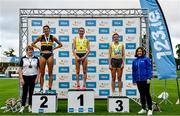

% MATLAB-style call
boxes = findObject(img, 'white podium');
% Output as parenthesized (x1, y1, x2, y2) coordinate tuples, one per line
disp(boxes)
(68, 89, 94, 113)
(32, 93, 57, 113)
(108, 96, 129, 113)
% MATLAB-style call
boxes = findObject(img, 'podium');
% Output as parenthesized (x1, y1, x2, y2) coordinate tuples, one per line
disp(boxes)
(108, 96, 129, 113)
(32, 93, 58, 113)
(68, 89, 94, 113)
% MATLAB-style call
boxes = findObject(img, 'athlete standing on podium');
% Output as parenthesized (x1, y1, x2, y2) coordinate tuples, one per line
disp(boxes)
(72, 27, 90, 89)
(109, 33, 125, 96)
(31, 25, 63, 93)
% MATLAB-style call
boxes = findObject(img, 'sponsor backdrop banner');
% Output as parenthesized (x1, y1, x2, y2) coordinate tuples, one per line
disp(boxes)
(28, 18, 140, 98)
(139, 0, 177, 79)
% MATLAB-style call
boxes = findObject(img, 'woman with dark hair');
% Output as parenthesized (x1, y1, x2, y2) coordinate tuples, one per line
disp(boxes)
(109, 33, 125, 96)
(19, 45, 40, 113)
(31, 25, 62, 93)
(132, 47, 153, 115)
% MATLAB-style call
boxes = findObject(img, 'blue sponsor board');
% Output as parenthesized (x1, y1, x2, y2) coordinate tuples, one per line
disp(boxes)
(86, 82, 96, 88)
(99, 59, 109, 65)
(58, 51, 69, 57)
(99, 28, 110, 34)
(88, 108, 93, 112)
(45, 90, 56, 94)
(45, 74, 56, 80)
(72, 59, 75, 65)
(72, 74, 83, 80)
(85, 20, 96, 26)
(35, 83, 40, 88)
(99, 43, 109, 49)
(126, 89, 137, 96)
(99, 74, 110, 80)
(126, 58, 134, 65)
(119, 35, 123, 42)
(72, 28, 79, 34)
(33, 51, 40, 57)
(126, 74, 132, 80)
(85, 35, 96, 42)
(115, 82, 123, 88)
(54, 59, 56, 65)
(38, 109, 44, 113)
(78, 108, 84, 112)
(126, 43, 136, 49)
(53, 43, 56, 48)
(99, 89, 110, 96)
(50, 28, 56, 34)
(31, 20, 42, 26)
(87, 66, 96, 73)
(88, 51, 96, 57)
(59, 82, 70, 88)
(112, 20, 123, 26)
(115, 82, 118, 88)
(58, 36, 69, 42)
(32, 35, 38, 41)
(72, 59, 82, 65)
(68, 108, 74, 112)
(59, 67, 69, 73)
(125, 27, 136, 34)
(59, 20, 69, 26)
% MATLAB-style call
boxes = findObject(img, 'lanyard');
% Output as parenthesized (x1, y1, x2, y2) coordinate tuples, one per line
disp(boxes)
(45, 35, 50, 45)
(28, 57, 33, 68)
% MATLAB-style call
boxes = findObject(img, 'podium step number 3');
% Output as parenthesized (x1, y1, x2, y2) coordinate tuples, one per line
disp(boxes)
(108, 96, 129, 113)
(32, 94, 57, 113)
(68, 89, 94, 113)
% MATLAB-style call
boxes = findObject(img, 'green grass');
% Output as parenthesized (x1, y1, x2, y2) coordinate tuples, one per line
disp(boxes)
(0, 75, 180, 115)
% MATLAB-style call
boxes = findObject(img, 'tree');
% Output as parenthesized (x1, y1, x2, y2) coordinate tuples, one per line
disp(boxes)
(3, 48, 16, 57)
(176, 44, 180, 58)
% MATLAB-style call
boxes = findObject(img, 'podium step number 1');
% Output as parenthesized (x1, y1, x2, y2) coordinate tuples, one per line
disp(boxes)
(68, 89, 94, 113)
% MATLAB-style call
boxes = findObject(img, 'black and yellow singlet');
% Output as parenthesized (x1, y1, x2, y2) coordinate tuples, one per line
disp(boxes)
(40, 35, 53, 52)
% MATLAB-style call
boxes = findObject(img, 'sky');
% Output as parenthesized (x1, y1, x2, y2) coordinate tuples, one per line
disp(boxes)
(0, 0, 180, 57)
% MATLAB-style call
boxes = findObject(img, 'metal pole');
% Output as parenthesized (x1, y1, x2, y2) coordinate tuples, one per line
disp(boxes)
(159, 79, 173, 104)
(176, 76, 180, 104)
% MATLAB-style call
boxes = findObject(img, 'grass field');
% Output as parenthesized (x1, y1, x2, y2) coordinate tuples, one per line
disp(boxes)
(0, 76, 180, 115)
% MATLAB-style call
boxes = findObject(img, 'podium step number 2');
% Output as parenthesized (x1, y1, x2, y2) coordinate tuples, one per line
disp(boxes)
(32, 94, 57, 113)
(68, 89, 94, 113)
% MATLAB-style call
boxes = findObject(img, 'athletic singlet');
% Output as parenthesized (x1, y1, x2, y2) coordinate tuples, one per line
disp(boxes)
(40, 35, 53, 51)
(111, 42, 123, 59)
(75, 37, 88, 53)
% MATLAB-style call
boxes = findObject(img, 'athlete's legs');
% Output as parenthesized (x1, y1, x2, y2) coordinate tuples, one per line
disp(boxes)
(117, 68, 123, 93)
(111, 68, 117, 93)
(47, 56, 54, 89)
(82, 58, 88, 87)
(75, 58, 81, 87)
(39, 56, 46, 89)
